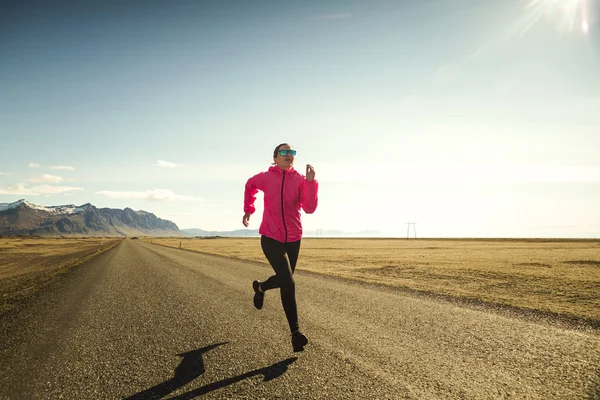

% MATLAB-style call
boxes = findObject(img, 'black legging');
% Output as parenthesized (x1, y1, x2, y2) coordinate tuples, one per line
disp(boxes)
(259, 235, 301, 333)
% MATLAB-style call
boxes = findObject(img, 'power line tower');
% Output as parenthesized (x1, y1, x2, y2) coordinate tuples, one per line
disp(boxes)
(406, 222, 417, 239)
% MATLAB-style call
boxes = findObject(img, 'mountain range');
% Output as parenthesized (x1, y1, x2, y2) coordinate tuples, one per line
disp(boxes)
(180, 228, 260, 237)
(180, 228, 382, 238)
(0, 199, 180, 237)
(0, 199, 382, 238)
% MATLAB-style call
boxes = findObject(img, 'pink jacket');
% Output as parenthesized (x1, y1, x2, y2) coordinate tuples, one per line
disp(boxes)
(244, 166, 319, 243)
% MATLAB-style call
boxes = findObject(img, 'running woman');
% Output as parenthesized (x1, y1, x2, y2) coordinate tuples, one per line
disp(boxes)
(242, 143, 318, 352)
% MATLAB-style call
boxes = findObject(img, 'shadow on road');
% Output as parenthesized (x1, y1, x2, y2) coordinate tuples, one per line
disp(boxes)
(124, 342, 226, 400)
(167, 356, 298, 399)
(124, 343, 297, 400)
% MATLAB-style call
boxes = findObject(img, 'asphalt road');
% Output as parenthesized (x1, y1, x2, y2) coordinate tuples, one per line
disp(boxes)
(1, 239, 599, 399)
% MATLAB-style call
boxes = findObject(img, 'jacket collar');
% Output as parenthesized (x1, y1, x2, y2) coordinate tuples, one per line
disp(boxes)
(269, 165, 296, 175)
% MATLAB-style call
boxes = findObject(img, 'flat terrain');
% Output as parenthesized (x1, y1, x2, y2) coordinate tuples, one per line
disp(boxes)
(1, 239, 599, 399)
(145, 237, 600, 325)
(0, 237, 121, 314)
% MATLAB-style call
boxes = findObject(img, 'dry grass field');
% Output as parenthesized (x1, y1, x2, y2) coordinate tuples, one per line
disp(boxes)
(145, 237, 600, 325)
(1, 236, 598, 326)
(0, 237, 121, 313)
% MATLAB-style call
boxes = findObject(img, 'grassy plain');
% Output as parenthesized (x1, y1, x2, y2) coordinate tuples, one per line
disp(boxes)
(0, 237, 120, 313)
(146, 237, 600, 324)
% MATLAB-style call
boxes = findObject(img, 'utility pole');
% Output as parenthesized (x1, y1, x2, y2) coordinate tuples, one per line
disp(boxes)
(406, 222, 417, 239)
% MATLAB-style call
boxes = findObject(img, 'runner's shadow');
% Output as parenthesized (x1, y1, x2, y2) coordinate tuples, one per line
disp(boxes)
(124, 342, 226, 400)
(167, 356, 298, 399)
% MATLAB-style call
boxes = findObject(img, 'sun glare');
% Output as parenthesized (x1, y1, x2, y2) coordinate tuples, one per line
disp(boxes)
(515, 0, 594, 36)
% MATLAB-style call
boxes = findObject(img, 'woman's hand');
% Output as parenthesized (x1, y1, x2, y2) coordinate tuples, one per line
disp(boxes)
(306, 164, 315, 181)
(242, 212, 251, 227)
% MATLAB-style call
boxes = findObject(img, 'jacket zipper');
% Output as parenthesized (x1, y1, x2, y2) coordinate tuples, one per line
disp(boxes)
(281, 170, 287, 242)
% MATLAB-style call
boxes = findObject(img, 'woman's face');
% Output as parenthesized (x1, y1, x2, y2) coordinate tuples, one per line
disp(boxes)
(274, 144, 295, 170)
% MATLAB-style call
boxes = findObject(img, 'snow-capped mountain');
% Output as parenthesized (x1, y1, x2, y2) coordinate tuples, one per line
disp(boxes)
(0, 199, 85, 215)
(0, 199, 181, 237)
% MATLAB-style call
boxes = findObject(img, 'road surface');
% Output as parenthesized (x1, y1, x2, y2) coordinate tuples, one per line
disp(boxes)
(1, 239, 599, 399)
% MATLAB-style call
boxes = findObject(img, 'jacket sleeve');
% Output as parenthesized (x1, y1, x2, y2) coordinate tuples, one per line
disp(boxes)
(244, 172, 264, 214)
(300, 178, 319, 214)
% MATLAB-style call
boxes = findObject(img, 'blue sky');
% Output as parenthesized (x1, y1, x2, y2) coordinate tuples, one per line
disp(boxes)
(1, 0, 599, 238)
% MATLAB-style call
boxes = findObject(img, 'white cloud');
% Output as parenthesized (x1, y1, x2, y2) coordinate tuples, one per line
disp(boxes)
(312, 13, 352, 20)
(29, 163, 40, 168)
(96, 189, 202, 202)
(28, 174, 63, 183)
(155, 160, 179, 168)
(50, 165, 75, 171)
(33, 185, 83, 194)
(0, 183, 83, 195)
(0, 184, 38, 195)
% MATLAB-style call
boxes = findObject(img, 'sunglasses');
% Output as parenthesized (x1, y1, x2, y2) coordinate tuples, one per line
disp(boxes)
(278, 149, 297, 156)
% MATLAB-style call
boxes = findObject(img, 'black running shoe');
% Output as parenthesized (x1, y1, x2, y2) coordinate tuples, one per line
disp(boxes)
(252, 280, 264, 310)
(291, 330, 308, 352)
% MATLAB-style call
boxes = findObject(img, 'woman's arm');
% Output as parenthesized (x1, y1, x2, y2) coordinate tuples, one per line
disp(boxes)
(300, 165, 318, 214)
(243, 172, 265, 224)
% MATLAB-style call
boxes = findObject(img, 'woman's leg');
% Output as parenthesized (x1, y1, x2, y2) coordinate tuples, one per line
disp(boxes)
(260, 238, 301, 289)
(285, 240, 301, 274)
(260, 235, 300, 333)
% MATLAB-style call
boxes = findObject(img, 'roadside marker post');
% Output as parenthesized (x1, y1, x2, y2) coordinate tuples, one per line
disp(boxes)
(406, 222, 417, 239)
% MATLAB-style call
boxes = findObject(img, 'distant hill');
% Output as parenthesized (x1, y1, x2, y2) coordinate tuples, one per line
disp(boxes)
(0, 199, 181, 237)
(181, 228, 260, 237)
(181, 228, 382, 238)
